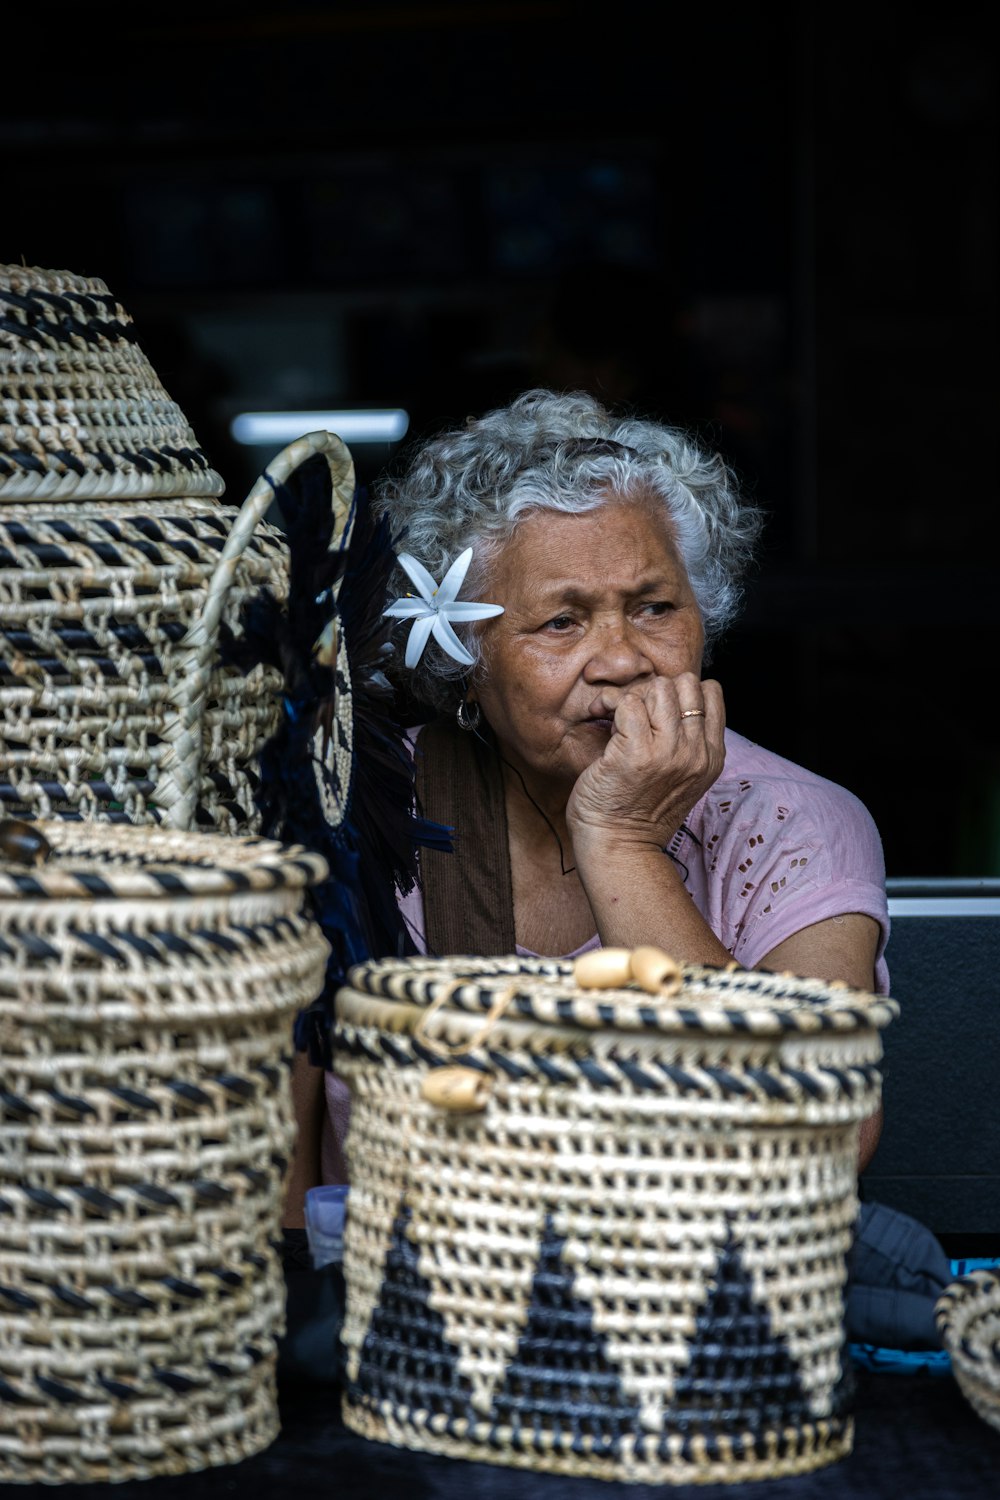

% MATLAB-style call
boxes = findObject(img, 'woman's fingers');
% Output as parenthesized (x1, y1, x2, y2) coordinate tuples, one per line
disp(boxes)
(571, 673, 725, 837)
(700, 677, 726, 737)
(609, 672, 722, 745)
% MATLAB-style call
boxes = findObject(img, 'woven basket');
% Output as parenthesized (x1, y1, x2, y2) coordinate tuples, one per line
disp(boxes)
(936, 1269, 1000, 1437)
(0, 263, 356, 833)
(333, 949, 898, 1486)
(0, 817, 330, 1484)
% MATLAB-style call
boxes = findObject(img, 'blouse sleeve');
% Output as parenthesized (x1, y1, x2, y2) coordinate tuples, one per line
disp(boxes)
(691, 770, 891, 995)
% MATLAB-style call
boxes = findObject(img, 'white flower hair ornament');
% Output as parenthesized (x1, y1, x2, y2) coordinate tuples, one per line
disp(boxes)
(383, 548, 504, 668)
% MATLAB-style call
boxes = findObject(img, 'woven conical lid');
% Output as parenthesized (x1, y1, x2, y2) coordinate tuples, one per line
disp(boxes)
(0, 263, 226, 501)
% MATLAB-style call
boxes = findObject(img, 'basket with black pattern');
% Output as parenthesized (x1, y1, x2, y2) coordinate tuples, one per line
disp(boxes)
(0, 817, 329, 1484)
(333, 949, 898, 1485)
(936, 1268, 1000, 1437)
(0, 263, 356, 834)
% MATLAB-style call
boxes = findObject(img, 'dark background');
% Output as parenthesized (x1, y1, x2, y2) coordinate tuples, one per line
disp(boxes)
(4, 1, 998, 878)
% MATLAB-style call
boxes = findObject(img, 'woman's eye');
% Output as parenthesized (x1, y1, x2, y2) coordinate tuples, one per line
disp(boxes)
(640, 601, 671, 618)
(544, 615, 575, 631)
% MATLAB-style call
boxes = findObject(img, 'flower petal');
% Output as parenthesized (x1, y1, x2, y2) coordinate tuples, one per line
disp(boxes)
(431, 612, 475, 666)
(404, 614, 436, 669)
(383, 597, 432, 618)
(442, 601, 505, 620)
(397, 553, 439, 603)
(435, 546, 474, 605)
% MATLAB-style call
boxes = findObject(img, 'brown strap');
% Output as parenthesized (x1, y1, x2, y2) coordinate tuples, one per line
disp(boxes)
(414, 719, 516, 956)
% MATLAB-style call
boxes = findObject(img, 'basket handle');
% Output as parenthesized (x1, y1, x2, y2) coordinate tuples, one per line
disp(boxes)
(156, 429, 357, 829)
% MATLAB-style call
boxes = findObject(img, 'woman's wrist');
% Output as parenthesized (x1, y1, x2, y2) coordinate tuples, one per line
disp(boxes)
(569, 812, 677, 863)
(575, 839, 684, 924)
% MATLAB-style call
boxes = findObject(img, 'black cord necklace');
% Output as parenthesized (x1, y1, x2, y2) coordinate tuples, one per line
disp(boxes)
(469, 720, 703, 883)
(470, 721, 577, 876)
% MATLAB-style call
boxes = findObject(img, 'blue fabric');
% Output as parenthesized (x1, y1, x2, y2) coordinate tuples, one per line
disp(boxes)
(846, 1200, 954, 1351)
(849, 1247, 1000, 1375)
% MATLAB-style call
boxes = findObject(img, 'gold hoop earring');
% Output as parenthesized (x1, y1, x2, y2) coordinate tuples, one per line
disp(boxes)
(456, 698, 481, 732)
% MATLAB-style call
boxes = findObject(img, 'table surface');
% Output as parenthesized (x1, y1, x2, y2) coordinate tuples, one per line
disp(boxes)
(6, 1367, 1000, 1500)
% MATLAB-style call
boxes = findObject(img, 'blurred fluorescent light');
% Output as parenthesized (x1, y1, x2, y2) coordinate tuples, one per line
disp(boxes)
(230, 409, 409, 446)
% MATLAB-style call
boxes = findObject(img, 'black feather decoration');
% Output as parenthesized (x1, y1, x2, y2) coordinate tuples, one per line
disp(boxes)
(219, 449, 450, 1067)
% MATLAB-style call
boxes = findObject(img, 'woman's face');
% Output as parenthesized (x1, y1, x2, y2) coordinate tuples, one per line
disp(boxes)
(472, 497, 705, 800)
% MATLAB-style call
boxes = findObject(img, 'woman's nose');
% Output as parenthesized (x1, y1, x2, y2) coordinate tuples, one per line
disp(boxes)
(583, 620, 652, 682)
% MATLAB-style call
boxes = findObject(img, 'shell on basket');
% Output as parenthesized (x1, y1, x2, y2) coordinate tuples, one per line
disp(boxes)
(0, 818, 330, 1484)
(935, 1268, 1000, 1436)
(0, 263, 356, 834)
(332, 951, 899, 1487)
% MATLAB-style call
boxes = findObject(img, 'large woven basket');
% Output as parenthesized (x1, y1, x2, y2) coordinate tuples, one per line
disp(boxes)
(333, 949, 898, 1486)
(0, 263, 355, 833)
(936, 1268, 1000, 1437)
(0, 818, 329, 1484)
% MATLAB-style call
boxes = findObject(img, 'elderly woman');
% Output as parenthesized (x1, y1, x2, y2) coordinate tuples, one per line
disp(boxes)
(308, 386, 889, 1193)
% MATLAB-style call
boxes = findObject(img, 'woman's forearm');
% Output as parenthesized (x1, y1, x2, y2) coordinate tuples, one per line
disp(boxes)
(575, 840, 734, 966)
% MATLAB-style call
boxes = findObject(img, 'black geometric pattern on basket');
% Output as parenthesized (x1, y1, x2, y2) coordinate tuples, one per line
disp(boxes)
(489, 1214, 640, 1458)
(652, 1227, 818, 1458)
(350, 1205, 475, 1423)
(348, 1204, 847, 1465)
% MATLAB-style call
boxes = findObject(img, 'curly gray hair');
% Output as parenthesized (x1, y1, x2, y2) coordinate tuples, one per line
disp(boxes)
(372, 387, 765, 712)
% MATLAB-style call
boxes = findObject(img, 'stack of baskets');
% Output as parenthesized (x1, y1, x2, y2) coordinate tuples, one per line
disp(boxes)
(0, 817, 329, 1483)
(332, 949, 898, 1487)
(0, 262, 366, 1484)
(0, 262, 356, 834)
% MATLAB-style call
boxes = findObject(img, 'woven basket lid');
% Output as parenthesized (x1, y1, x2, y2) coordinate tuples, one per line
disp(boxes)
(340, 951, 900, 1042)
(0, 817, 328, 900)
(0, 262, 226, 501)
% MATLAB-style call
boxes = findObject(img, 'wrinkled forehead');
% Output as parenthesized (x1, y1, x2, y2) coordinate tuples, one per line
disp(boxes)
(464, 476, 675, 603)
(509, 485, 675, 548)
(491, 498, 686, 595)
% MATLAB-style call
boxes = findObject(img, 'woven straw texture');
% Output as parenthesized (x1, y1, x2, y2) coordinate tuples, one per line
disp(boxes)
(936, 1268, 1000, 1437)
(0, 818, 330, 1484)
(333, 951, 898, 1486)
(0, 264, 356, 833)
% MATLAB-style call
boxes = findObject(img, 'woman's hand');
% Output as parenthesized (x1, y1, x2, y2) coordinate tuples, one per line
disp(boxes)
(566, 671, 726, 853)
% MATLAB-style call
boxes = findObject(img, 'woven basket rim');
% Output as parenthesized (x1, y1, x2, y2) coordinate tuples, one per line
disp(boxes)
(936, 1269, 1000, 1365)
(936, 1268, 1000, 1436)
(340, 953, 900, 1039)
(0, 820, 328, 899)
